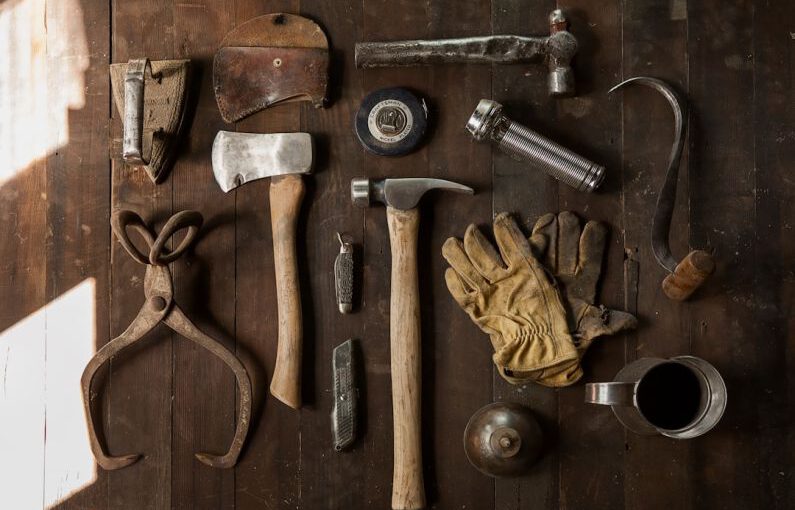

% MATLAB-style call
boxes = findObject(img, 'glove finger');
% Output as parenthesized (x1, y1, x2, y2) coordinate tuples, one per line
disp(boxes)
(493, 212, 535, 267)
(577, 220, 608, 303)
(532, 213, 558, 271)
(444, 267, 475, 308)
(528, 232, 547, 260)
(442, 237, 486, 291)
(557, 211, 581, 276)
(464, 224, 507, 282)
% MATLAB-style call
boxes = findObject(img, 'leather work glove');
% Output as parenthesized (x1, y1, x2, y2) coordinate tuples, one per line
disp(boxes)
(529, 212, 638, 386)
(442, 213, 579, 386)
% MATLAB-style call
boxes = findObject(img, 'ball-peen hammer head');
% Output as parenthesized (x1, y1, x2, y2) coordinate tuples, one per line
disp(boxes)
(351, 177, 473, 210)
(546, 9, 577, 97)
(211, 130, 314, 192)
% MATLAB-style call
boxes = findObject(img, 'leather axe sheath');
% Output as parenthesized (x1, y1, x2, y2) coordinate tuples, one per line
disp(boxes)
(213, 13, 329, 123)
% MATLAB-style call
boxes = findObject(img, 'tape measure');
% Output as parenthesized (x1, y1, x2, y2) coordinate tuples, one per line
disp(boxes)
(355, 87, 428, 156)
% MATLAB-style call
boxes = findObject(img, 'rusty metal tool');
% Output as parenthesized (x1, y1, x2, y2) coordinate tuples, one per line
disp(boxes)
(81, 209, 252, 470)
(356, 9, 577, 97)
(351, 177, 474, 510)
(213, 13, 329, 123)
(110, 58, 191, 183)
(609, 76, 715, 301)
(212, 131, 313, 409)
(331, 338, 359, 451)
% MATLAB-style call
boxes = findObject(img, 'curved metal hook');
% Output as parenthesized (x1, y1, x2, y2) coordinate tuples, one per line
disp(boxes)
(610, 77, 714, 300)
(609, 76, 686, 273)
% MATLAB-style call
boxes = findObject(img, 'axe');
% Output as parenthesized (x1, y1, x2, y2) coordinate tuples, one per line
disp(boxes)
(212, 131, 313, 409)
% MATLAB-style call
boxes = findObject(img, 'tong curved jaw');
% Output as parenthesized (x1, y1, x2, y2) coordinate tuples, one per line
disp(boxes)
(82, 210, 253, 470)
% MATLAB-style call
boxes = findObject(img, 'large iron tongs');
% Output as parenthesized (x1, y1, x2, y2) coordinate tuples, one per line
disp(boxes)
(81, 209, 252, 470)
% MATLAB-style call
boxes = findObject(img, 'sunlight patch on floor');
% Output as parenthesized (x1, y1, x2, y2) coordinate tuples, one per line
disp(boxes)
(0, 0, 88, 186)
(0, 278, 97, 509)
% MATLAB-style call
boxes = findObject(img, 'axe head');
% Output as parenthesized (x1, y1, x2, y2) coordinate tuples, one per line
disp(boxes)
(211, 131, 314, 193)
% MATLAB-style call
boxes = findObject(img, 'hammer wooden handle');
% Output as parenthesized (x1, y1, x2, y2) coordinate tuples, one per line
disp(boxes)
(269, 174, 304, 409)
(386, 206, 425, 510)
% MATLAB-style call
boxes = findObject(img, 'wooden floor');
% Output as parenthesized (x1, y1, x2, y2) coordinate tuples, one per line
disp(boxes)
(1, 0, 793, 508)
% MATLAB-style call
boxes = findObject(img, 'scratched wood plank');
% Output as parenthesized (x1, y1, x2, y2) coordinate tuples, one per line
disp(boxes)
(0, 2, 49, 507)
(686, 1, 758, 508)
(43, 0, 111, 508)
(231, 1, 303, 509)
(750, 3, 795, 509)
(490, 1, 559, 509)
(358, 1, 433, 508)
(107, 1, 176, 508)
(422, 1, 495, 508)
(752, 5, 795, 510)
(550, 1, 626, 508)
(294, 0, 369, 508)
(619, 1, 693, 509)
(170, 1, 236, 508)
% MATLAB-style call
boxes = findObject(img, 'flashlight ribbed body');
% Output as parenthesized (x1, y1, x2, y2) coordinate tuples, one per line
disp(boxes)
(494, 120, 604, 192)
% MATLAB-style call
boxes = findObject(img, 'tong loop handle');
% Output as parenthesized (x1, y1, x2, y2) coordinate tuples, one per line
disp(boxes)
(111, 209, 203, 266)
(150, 210, 203, 265)
(111, 209, 155, 265)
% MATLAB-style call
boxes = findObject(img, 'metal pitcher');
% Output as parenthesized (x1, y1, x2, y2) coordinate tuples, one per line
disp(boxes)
(585, 356, 727, 438)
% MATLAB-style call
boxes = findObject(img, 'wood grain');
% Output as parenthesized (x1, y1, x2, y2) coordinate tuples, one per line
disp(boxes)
(269, 173, 306, 409)
(3, 1, 795, 509)
(386, 206, 424, 510)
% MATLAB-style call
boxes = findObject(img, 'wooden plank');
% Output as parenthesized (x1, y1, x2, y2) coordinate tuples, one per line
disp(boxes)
(618, 1, 692, 509)
(490, 1, 558, 509)
(42, 0, 111, 508)
(551, 2, 626, 509)
(231, 1, 303, 509)
(357, 1, 435, 508)
(751, 5, 795, 510)
(686, 0, 756, 508)
(292, 0, 369, 508)
(108, 1, 175, 508)
(169, 1, 236, 509)
(0, 0, 49, 507)
(422, 1, 494, 508)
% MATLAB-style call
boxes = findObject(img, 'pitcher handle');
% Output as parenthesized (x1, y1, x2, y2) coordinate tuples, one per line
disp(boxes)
(585, 382, 636, 406)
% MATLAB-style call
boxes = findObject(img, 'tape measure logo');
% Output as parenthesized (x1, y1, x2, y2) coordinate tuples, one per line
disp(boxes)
(367, 99, 414, 144)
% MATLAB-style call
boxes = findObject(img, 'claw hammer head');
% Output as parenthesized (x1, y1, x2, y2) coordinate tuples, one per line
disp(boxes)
(350, 177, 473, 210)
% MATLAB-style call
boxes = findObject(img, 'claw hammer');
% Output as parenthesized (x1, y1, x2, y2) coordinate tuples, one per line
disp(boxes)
(351, 177, 473, 509)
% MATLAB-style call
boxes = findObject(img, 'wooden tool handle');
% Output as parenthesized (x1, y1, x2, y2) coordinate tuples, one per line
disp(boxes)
(386, 207, 425, 510)
(269, 175, 305, 409)
(662, 250, 715, 301)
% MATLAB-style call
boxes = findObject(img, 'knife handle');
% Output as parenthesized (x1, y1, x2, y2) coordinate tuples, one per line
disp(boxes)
(335, 233, 355, 313)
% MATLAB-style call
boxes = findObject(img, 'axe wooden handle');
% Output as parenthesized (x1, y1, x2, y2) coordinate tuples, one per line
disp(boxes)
(386, 206, 425, 510)
(269, 174, 305, 409)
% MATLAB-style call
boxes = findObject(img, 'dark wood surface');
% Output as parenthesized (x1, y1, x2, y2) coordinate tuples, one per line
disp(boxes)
(1, 0, 794, 508)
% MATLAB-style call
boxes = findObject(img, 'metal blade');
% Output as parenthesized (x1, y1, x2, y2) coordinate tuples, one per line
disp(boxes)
(211, 130, 314, 193)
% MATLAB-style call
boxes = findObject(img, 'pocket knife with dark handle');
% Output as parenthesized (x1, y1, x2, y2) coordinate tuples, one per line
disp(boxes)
(334, 233, 355, 313)
(332, 339, 358, 451)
